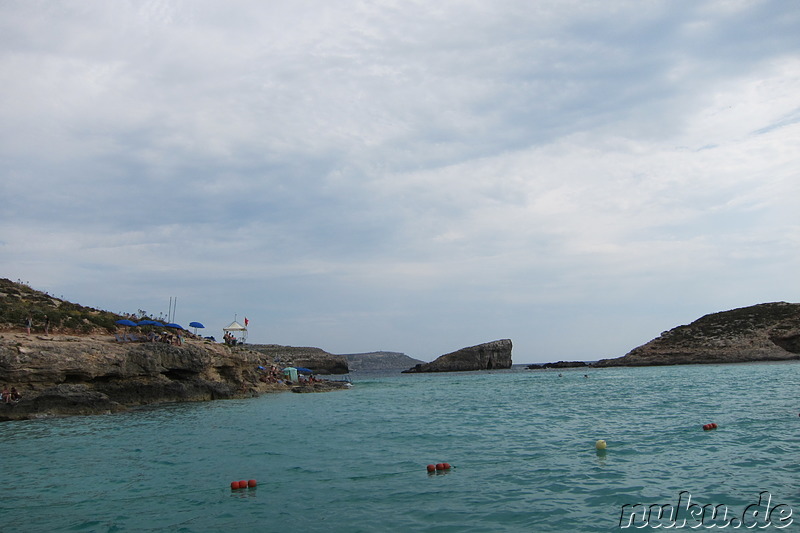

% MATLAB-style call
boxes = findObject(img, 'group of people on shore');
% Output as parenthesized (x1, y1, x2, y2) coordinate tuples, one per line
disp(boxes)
(256, 365, 320, 386)
(223, 332, 240, 346)
(258, 365, 284, 383)
(2, 385, 21, 404)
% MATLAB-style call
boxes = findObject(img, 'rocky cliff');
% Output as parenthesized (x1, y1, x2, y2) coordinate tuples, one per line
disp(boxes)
(0, 332, 294, 421)
(594, 302, 800, 367)
(402, 339, 513, 373)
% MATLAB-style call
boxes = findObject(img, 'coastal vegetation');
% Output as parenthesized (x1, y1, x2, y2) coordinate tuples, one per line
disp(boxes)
(0, 278, 123, 334)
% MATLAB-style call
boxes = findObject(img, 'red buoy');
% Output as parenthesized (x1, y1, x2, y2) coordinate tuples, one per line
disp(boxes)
(711, 423, 718, 429)
(248, 479, 257, 488)
(231, 481, 240, 490)
(443, 463, 451, 469)
(435, 463, 445, 470)
(238, 480, 248, 489)
(426, 464, 436, 472)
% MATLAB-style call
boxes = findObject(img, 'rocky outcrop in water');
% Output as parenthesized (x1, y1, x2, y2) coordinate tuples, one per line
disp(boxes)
(402, 339, 512, 373)
(527, 361, 588, 370)
(593, 302, 800, 367)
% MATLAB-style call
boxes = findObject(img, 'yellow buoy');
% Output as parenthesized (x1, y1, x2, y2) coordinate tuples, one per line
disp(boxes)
(595, 439, 607, 450)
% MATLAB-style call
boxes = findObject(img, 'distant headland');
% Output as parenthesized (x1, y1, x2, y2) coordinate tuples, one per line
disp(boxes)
(528, 302, 800, 369)
(593, 302, 800, 367)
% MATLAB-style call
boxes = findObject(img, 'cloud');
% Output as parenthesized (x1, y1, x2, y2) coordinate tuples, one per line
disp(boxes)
(2, 0, 799, 361)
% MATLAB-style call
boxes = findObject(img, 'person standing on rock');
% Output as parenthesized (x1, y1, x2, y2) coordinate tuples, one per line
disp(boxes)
(44, 315, 50, 335)
(26, 315, 32, 335)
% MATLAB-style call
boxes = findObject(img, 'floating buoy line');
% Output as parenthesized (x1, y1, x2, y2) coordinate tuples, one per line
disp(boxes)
(426, 462, 454, 473)
(230, 479, 258, 490)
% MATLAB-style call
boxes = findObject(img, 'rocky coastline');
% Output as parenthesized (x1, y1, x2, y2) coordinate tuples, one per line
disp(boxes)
(0, 332, 349, 422)
(0, 278, 355, 421)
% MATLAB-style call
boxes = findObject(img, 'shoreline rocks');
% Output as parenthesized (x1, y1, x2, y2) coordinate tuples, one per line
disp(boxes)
(0, 333, 346, 422)
(246, 344, 349, 374)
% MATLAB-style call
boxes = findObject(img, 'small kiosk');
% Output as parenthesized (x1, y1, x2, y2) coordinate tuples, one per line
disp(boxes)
(223, 320, 248, 344)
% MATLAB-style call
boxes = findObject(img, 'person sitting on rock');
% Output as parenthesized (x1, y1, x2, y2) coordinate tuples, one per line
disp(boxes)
(2, 385, 10, 403)
(10, 387, 20, 402)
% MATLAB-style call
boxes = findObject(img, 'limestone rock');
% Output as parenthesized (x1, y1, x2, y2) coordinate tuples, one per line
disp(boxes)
(0, 334, 291, 421)
(402, 339, 513, 373)
(594, 302, 800, 367)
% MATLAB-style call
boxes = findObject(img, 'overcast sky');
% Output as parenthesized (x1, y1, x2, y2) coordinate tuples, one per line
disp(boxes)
(2, 1, 799, 363)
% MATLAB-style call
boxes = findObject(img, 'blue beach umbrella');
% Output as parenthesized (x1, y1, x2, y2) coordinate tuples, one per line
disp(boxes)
(189, 321, 204, 334)
(137, 320, 165, 327)
(115, 319, 138, 327)
(164, 323, 184, 330)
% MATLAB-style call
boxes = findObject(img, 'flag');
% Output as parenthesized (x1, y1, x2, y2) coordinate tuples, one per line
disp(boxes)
(244, 317, 249, 327)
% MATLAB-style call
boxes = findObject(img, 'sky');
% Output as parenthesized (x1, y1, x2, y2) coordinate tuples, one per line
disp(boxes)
(1, 0, 799, 363)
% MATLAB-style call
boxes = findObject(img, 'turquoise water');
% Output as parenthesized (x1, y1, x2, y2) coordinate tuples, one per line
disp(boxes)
(2, 362, 799, 532)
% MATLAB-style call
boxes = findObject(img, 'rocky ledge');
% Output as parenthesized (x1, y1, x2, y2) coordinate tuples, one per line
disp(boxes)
(402, 339, 513, 373)
(246, 344, 349, 374)
(291, 381, 352, 393)
(0, 333, 348, 421)
(594, 302, 800, 367)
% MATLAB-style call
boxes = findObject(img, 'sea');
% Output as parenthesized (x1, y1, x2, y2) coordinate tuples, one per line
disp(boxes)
(1, 361, 798, 532)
